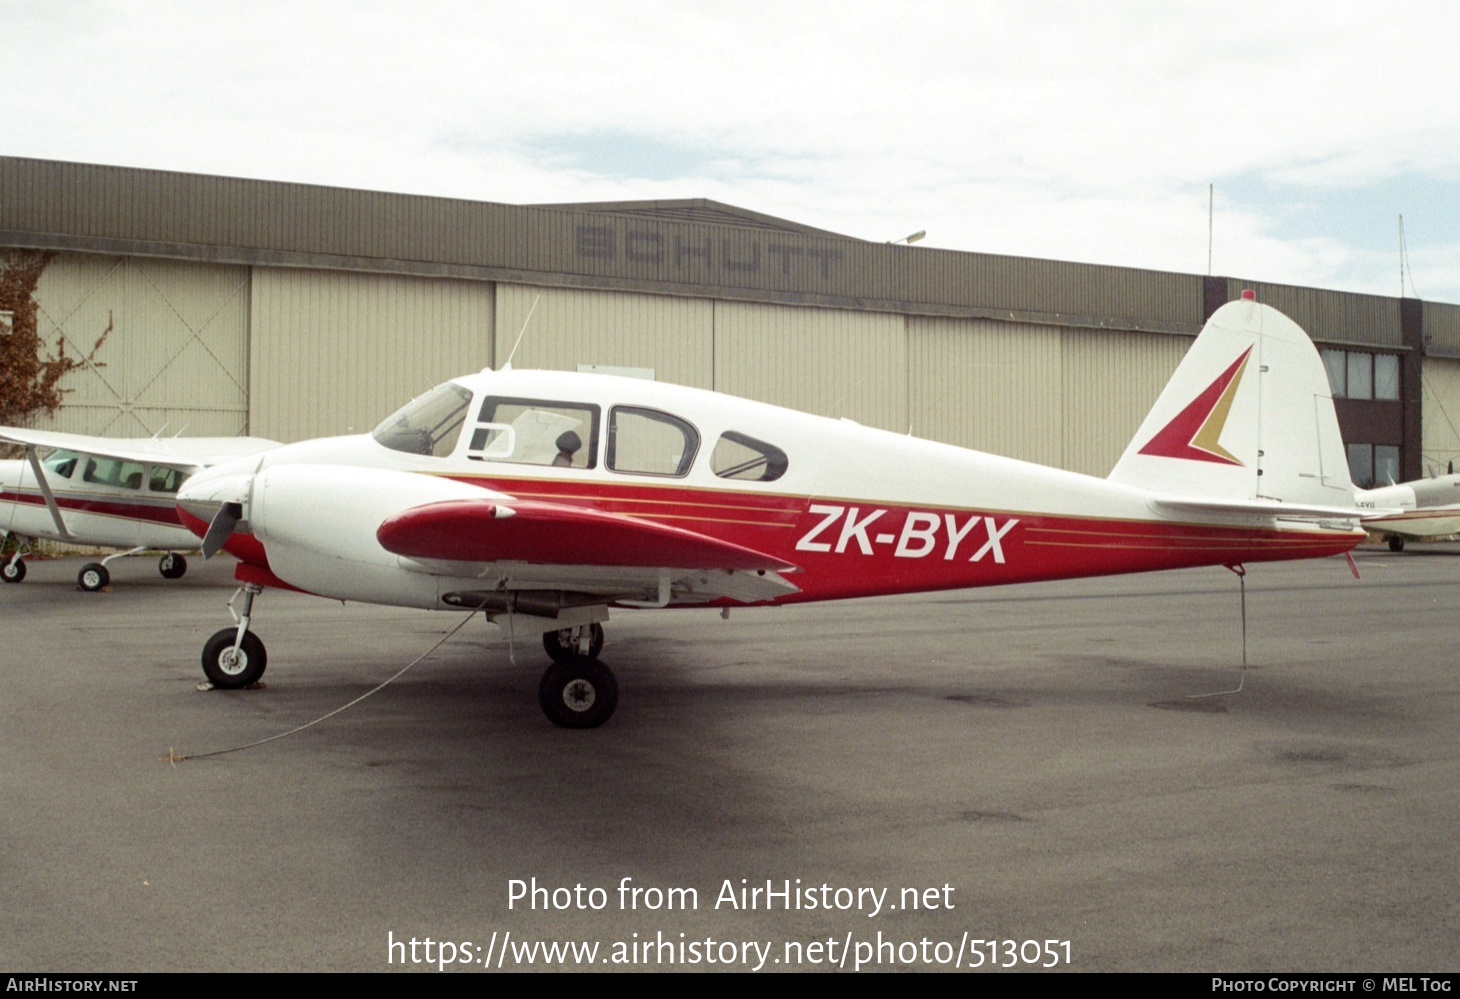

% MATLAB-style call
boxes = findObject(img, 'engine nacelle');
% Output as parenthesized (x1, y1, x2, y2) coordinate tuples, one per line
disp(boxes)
(249, 464, 509, 607)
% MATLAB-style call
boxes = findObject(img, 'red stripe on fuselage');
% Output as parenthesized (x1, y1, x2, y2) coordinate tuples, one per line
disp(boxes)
(0, 488, 184, 527)
(441, 475, 1360, 603)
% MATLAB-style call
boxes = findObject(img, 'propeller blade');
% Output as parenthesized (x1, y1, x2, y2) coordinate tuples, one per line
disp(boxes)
(201, 502, 242, 559)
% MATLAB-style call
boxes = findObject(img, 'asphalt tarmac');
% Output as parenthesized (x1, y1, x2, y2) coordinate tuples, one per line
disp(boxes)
(2, 545, 1457, 972)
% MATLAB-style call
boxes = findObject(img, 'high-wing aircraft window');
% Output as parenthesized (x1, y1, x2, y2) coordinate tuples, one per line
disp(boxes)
(82, 457, 146, 490)
(42, 449, 79, 479)
(149, 466, 186, 493)
(372, 382, 472, 457)
(711, 431, 788, 482)
(474, 398, 600, 468)
(607, 407, 699, 477)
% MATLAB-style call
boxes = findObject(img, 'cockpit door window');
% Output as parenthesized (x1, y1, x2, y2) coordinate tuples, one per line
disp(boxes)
(470, 398, 600, 468)
(607, 407, 699, 478)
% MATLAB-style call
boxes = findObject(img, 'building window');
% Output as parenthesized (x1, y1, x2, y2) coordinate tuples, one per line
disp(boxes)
(1374, 354, 1400, 401)
(1322, 348, 1400, 401)
(1346, 353, 1373, 399)
(1348, 443, 1401, 488)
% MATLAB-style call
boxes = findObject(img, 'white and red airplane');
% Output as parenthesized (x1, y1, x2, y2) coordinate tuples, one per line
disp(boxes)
(176, 295, 1368, 728)
(1357, 472, 1460, 551)
(0, 428, 279, 589)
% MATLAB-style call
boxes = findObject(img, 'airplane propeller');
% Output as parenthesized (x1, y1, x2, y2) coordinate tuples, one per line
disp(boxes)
(201, 502, 243, 559)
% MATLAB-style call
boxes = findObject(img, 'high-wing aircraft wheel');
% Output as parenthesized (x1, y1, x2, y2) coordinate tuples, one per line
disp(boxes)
(1387, 535, 1406, 552)
(538, 656, 618, 729)
(77, 563, 109, 592)
(542, 623, 605, 663)
(1, 559, 24, 583)
(201, 628, 267, 688)
(159, 553, 188, 579)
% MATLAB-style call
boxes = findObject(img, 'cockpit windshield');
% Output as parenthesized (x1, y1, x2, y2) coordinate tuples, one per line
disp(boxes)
(42, 449, 80, 479)
(372, 382, 472, 457)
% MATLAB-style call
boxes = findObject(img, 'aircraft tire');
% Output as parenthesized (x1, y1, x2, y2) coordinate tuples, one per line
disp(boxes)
(542, 623, 605, 663)
(1, 560, 24, 583)
(201, 628, 267, 688)
(538, 656, 617, 729)
(1387, 535, 1406, 552)
(78, 563, 109, 592)
(159, 553, 188, 579)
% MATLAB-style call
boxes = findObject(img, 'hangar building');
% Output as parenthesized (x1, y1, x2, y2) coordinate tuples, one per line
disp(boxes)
(3, 156, 1458, 487)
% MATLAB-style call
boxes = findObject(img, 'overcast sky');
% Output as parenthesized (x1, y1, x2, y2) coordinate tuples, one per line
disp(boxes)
(5, 1, 1458, 303)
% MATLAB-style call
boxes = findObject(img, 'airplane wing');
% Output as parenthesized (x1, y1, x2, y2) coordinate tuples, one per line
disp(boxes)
(1, 425, 280, 545)
(376, 497, 801, 604)
(0, 426, 279, 470)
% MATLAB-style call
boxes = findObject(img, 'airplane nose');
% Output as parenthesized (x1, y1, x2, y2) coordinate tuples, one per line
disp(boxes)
(177, 468, 254, 520)
(177, 459, 262, 558)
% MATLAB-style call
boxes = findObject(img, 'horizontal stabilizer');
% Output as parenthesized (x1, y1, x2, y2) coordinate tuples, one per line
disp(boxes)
(1150, 495, 1376, 523)
(377, 498, 800, 573)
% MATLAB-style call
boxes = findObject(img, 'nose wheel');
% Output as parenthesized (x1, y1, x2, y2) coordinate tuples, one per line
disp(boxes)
(200, 583, 267, 688)
(202, 629, 268, 687)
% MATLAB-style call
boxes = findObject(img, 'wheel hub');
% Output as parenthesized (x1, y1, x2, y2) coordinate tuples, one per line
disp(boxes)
(562, 678, 596, 712)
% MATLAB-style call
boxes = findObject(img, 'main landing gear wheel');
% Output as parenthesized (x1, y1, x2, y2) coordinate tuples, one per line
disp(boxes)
(78, 563, 109, 592)
(538, 656, 618, 729)
(201, 628, 268, 688)
(543, 623, 605, 663)
(159, 553, 188, 579)
(1388, 535, 1406, 552)
(1, 560, 24, 583)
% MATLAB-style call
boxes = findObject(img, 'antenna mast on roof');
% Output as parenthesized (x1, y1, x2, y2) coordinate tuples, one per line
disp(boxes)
(503, 294, 541, 370)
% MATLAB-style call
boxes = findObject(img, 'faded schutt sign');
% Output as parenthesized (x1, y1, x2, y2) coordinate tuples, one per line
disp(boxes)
(575, 224, 844, 280)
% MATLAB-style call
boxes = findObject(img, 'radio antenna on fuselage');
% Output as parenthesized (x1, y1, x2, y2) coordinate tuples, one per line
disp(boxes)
(503, 295, 541, 371)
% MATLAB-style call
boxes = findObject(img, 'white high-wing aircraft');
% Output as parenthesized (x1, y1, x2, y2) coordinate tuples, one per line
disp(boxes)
(0, 428, 279, 589)
(177, 296, 1368, 728)
(1356, 472, 1460, 551)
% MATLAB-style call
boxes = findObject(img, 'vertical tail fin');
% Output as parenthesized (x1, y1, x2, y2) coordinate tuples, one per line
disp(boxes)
(1108, 298, 1352, 509)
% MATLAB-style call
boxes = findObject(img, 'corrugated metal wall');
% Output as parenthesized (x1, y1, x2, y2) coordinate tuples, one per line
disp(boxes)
(712, 301, 907, 433)
(1061, 330, 1191, 476)
(1423, 301, 1460, 354)
(1229, 279, 1403, 347)
(32, 253, 250, 436)
(908, 318, 1189, 476)
(493, 284, 714, 387)
(1421, 357, 1460, 471)
(249, 269, 494, 442)
(908, 317, 1066, 467)
(0, 157, 1206, 329)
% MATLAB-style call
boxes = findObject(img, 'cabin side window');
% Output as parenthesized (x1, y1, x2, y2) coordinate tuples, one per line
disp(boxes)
(149, 466, 186, 493)
(607, 407, 699, 478)
(372, 382, 472, 457)
(711, 431, 788, 482)
(82, 457, 146, 490)
(469, 397, 600, 469)
(42, 449, 79, 479)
